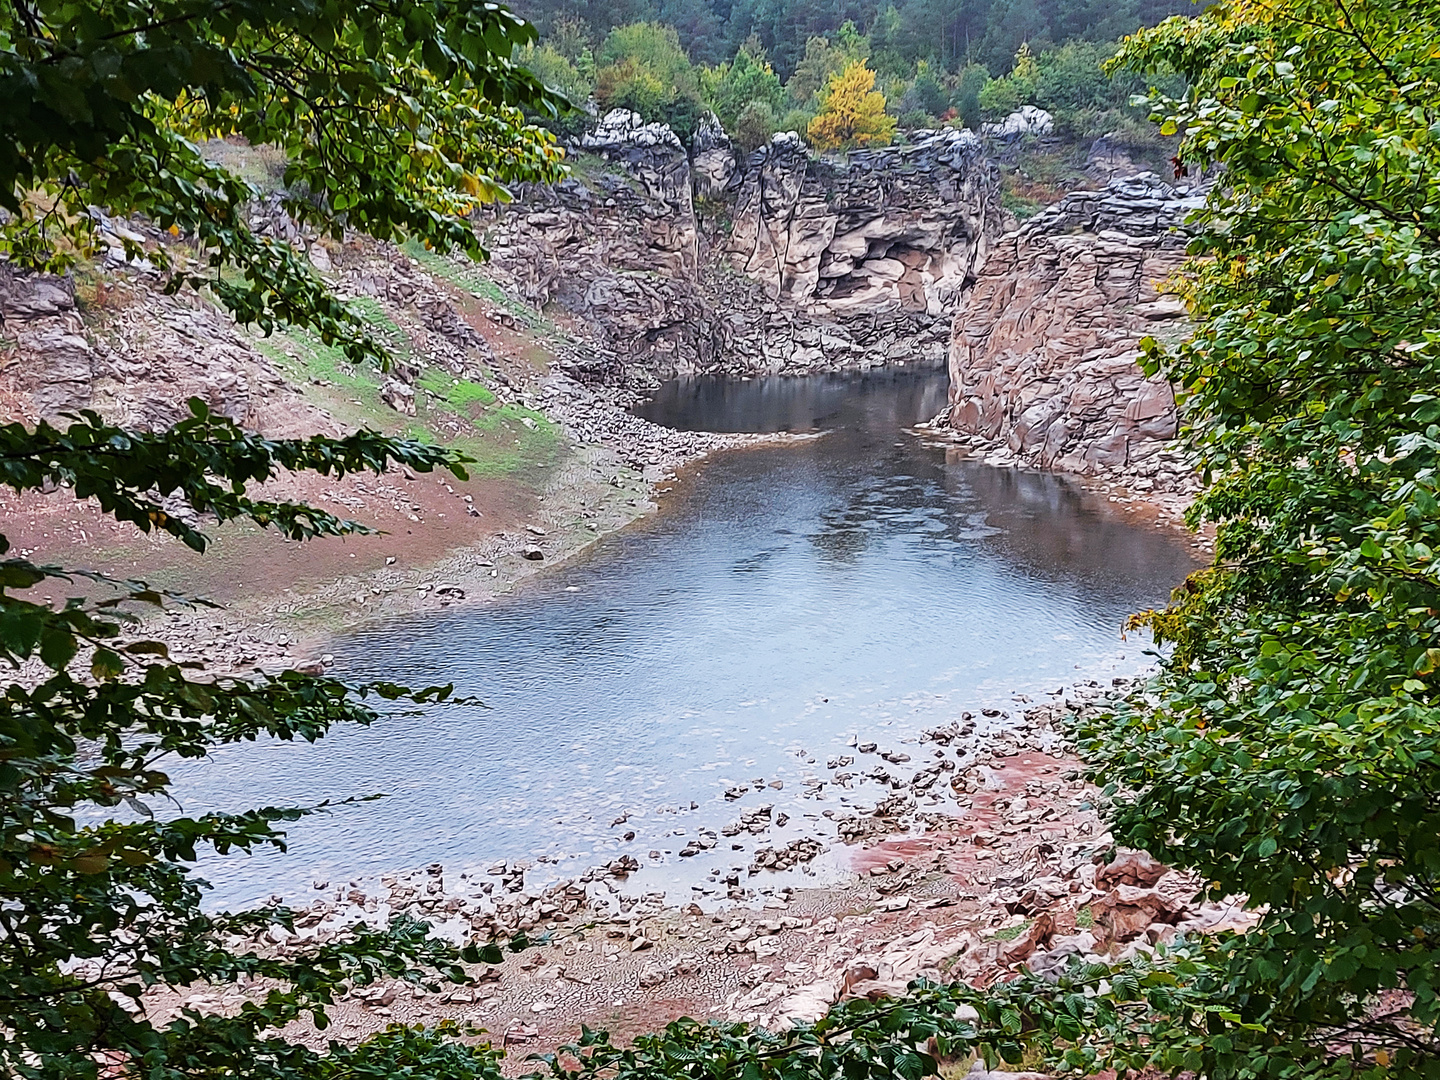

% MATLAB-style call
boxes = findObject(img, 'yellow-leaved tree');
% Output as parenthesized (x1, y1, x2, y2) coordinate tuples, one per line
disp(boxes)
(806, 59, 896, 150)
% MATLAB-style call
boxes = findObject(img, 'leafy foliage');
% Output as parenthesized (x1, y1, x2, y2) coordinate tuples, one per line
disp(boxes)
(1061, 0, 1440, 1073)
(1, 0, 566, 367)
(517, 41, 597, 138)
(595, 22, 705, 138)
(700, 39, 786, 138)
(807, 59, 897, 150)
(512, 0, 1201, 81)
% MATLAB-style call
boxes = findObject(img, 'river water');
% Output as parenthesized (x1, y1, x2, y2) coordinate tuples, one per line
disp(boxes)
(183, 367, 1199, 907)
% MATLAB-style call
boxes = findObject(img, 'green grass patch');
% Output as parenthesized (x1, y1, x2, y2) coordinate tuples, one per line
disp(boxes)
(416, 369, 497, 410)
(1075, 905, 1095, 929)
(990, 919, 1032, 943)
(254, 327, 377, 394)
(348, 297, 411, 361)
(398, 239, 520, 315)
(247, 263, 565, 484)
(449, 406, 561, 479)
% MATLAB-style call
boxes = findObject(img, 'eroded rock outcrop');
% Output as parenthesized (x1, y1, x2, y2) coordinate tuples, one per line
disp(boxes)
(728, 129, 1000, 320)
(944, 173, 1203, 487)
(481, 110, 721, 386)
(0, 263, 308, 432)
(481, 114, 1006, 388)
(720, 128, 1003, 372)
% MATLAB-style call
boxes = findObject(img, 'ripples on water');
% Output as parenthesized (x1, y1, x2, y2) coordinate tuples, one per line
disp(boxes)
(181, 366, 1199, 906)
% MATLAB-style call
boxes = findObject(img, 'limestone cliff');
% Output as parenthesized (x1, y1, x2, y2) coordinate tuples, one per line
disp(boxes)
(943, 174, 1202, 489)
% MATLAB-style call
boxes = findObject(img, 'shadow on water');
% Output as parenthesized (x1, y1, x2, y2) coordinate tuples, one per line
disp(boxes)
(180, 367, 1201, 906)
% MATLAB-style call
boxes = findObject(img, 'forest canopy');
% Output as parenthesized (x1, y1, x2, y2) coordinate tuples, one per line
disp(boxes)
(511, 0, 1196, 151)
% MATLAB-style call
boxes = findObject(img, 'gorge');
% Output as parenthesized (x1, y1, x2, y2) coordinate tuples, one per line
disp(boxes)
(2, 107, 1208, 1051)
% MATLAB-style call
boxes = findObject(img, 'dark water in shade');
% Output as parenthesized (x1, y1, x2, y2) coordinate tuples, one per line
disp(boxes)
(180, 367, 1200, 907)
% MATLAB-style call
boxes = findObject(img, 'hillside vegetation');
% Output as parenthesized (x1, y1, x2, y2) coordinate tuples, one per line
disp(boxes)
(510, 0, 1196, 151)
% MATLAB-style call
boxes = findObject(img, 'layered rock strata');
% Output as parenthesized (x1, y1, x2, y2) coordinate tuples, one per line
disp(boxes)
(944, 173, 1203, 487)
(480, 110, 724, 387)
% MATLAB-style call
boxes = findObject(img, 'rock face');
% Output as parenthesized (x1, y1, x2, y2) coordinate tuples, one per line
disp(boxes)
(689, 113, 739, 199)
(0, 266, 320, 433)
(0, 267, 94, 418)
(723, 128, 1002, 370)
(945, 173, 1203, 479)
(731, 128, 1002, 324)
(481, 110, 720, 387)
(481, 114, 1005, 389)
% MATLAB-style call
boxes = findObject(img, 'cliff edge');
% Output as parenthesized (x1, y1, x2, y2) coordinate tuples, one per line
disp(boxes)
(943, 173, 1203, 494)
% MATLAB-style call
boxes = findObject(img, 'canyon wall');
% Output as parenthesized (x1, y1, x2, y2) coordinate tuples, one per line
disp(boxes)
(480, 111, 724, 387)
(719, 127, 1003, 372)
(480, 111, 1005, 389)
(944, 174, 1202, 489)
(3, 113, 1199, 490)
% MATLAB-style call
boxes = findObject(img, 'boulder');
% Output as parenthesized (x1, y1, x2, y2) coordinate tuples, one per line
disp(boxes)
(1092, 884, 1190, 942)
(0, 268, 75, 321)
(1096, 849, 1168, 890)
(983, 105, 1054, 138)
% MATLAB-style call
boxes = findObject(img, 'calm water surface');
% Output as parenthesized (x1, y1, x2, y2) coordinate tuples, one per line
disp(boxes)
(183, 367, 1199, 906)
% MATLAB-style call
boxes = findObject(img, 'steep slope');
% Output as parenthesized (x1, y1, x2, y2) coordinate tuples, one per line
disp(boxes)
(942, 173, 1202, 493)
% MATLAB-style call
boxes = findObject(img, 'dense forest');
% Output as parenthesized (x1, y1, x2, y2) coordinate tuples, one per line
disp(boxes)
(506, 0, 1198, 150)
(512, 0, 1199, 76)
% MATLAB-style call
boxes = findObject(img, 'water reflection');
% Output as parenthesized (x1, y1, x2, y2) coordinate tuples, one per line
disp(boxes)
(179, 367, 1199, 906)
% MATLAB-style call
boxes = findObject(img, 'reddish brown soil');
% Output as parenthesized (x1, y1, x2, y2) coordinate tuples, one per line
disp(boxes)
(1, 465, 531, 605)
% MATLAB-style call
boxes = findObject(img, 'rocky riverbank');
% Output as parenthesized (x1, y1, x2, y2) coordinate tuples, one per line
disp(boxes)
(137, 677, 1250, 1069)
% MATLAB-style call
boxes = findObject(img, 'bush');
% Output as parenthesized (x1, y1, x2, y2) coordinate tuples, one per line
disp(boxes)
(598, 22, 697, 92)
(700, 39, 786, 132)
(777, 106, 816, 138)
(733, 99, 780, 151)
(517, 42, 595, 138)
(977, 74, 1022, 120)
(898, 60, 949, 120)
(594, 22, 705, 141)
(953, 63, 990, 129)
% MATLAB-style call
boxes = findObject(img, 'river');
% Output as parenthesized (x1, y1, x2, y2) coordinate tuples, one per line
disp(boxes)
(181, 366, 1199, 907)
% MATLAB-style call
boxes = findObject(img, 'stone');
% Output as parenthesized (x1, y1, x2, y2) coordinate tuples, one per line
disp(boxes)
(0, 269, 76, 321)
(690, 112, 738, 199)
(1092, 885, 1190, 942)
(945, 173, 1204, 490)
(1095, 849, 1168, 890)
(982, 105, 1054, 138)
(380, 377, 415, 415)
(999, 911, 1056, 965)
(521, 545, 545, 561)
